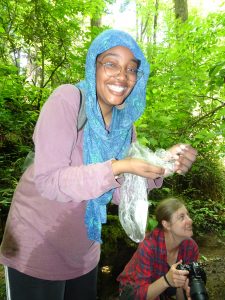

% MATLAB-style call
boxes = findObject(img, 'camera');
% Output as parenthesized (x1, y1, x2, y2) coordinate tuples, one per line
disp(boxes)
(177, 262, 209, 300)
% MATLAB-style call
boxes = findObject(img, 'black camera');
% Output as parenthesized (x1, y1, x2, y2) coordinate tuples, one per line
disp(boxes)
(177, 262, 209, 300)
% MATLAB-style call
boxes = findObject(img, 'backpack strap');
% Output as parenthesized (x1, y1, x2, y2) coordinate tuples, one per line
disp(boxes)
(77, 87, 87, 131)
(22, 87, 87, 172)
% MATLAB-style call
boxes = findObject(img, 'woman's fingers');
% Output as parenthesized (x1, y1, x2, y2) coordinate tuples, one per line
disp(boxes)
(169, 261, 189, 288)
(169, 144, 197, 175)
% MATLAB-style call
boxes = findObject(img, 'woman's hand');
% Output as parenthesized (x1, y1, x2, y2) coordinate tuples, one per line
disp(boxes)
(111, 157, 165, 179)
(165, 261, 189, 288)
(168, 144, 197, 175)
(165, 261, 192, 300)
(112, 143, 197, 178)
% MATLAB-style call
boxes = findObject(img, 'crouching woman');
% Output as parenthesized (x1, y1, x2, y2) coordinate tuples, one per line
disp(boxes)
(117, 197, 199, 300)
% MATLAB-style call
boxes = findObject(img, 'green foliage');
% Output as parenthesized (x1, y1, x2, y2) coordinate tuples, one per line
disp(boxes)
(146, 216, 158, 232)
(101, 214, 136, 260)
(0, 63, 39, 219)
(0, 0, 110, 106)
(186, 198, 225, 237)
(147, 154, 225, 235)
(0, 266, 6, 300)
(134, 11, 225, 237)
(137, 12, 225, 155)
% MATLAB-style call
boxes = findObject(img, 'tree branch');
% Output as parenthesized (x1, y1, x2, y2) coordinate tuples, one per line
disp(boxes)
(43, 54, 67, 88)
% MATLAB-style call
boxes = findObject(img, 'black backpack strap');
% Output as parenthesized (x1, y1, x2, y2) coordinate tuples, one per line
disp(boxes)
(77, 87, 87, 131)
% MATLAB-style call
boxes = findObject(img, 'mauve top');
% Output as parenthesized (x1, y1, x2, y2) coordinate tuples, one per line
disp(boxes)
(0, 84, 163, 280)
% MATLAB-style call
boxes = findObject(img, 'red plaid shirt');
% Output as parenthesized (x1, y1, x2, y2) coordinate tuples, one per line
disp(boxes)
(117, 228, 199, 300)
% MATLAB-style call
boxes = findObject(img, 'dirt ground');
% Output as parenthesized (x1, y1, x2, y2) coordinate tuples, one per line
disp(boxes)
(98, 234, 225, 300)
(195, 234, 225, 299)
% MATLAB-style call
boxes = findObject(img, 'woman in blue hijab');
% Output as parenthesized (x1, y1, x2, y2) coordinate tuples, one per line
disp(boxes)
(77, 29, 155, 243)
(0, 29, 197, 300)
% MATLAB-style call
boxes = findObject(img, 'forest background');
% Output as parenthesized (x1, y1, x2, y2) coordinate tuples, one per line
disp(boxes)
(0, 0, 225, 298)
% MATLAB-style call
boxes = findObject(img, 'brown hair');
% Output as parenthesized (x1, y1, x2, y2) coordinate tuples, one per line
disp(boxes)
(155, 197, 185, 229)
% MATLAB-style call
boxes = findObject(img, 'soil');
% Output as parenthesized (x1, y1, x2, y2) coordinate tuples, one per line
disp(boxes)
(97, 234, 225, 300)
(194, 234, 225, 300)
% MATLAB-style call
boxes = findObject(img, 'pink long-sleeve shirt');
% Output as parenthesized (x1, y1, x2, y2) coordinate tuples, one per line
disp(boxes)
(0, 84, 163, 280)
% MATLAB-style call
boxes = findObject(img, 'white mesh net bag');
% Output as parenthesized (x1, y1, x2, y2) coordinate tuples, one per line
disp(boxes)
(119, 141, 176, 243)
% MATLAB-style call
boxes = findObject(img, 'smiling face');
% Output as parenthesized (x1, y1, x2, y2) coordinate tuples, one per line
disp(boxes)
(167, 205, 193, 240)
(96, 46, 138, 116)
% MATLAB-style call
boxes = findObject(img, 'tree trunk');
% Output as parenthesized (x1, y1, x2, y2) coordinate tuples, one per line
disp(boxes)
(173, 0, 188, 22)
(153, 0, 159, 45)
(91, 18, 102, 28)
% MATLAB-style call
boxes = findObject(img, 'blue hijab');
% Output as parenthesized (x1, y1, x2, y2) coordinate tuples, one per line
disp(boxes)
(76, 29, 150, 243)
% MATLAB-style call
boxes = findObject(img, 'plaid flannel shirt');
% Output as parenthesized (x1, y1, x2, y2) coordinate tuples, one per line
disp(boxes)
(117, 227, 199, 300)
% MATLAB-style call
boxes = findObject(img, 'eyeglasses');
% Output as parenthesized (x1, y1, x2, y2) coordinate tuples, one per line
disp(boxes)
(97, 61, 143, 82)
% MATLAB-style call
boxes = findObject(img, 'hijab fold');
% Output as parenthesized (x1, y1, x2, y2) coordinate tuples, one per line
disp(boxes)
(76, 29, 150, 243)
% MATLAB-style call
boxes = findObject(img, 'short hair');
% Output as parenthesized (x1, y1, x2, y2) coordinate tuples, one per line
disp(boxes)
(155, 197, 185, 229)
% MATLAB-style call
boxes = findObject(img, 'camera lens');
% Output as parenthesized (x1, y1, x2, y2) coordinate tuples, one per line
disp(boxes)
(190, 278, 209, 300)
